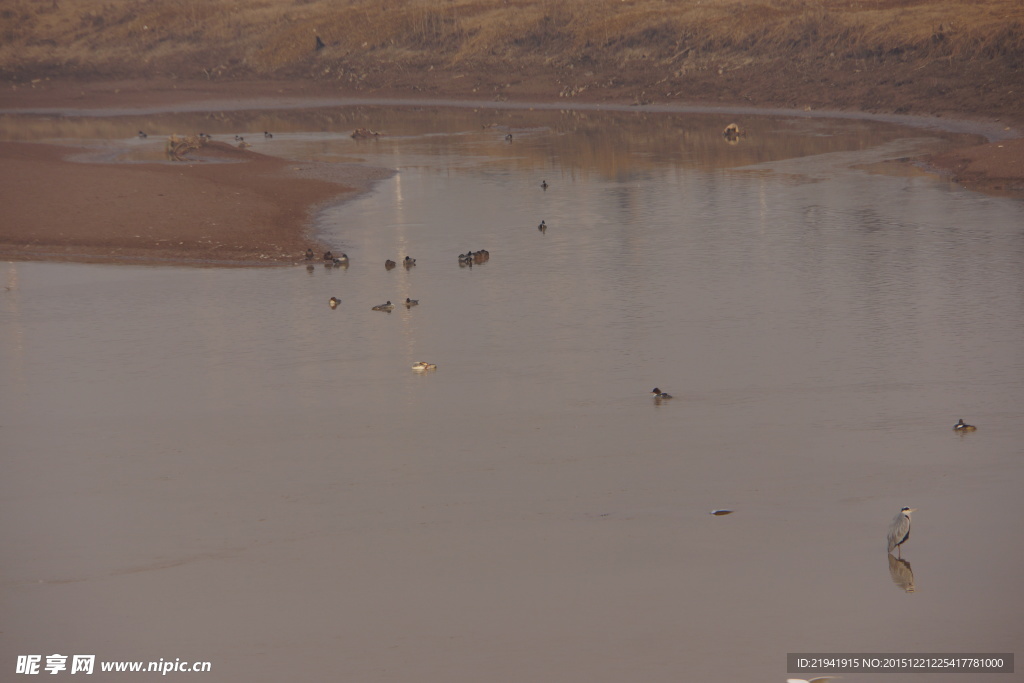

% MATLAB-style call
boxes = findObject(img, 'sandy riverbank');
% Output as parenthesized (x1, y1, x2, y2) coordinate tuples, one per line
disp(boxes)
(0, 79, 1020, 266)
(0, 131, 392, 266)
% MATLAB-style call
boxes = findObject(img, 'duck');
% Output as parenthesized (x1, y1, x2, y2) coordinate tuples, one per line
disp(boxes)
(405, 298, 419, 307)
(505, 133, 513, 141)
(329, 297, 341, 309)
(538, 220, 547, 231)
(137, 130, 148, 139)
(412, 361, 437, 371)
(953, 418, 977, 432)
(331, 255, 348, 267)
(264, 131, 273, 138)
(722, 123, 745, 138)
(651, 388, 673, 399)
(541, 180, 548, 190)
(403, 256, 416, 267)
(323, 251, 334, 261)
(234, 135, 244, 141)
(384, 259, 397, 270)
(372, 301, 394, 311)
(304, 248, 315, 260)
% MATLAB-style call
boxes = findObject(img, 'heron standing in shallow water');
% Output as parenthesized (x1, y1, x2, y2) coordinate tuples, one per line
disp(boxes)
(887, 506, 916, 556)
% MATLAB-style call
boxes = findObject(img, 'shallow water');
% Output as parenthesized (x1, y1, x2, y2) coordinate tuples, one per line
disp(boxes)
(2, 106, 1023, 682)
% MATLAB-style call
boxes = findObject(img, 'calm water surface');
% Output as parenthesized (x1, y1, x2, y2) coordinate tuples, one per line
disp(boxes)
(2, 106, 1023, 682)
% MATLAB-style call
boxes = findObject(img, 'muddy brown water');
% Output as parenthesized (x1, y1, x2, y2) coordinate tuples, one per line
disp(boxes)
(2, 105, 1022, 682)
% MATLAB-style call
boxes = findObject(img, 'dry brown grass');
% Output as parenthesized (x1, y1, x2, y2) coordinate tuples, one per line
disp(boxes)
(3, 0, 1020, 75)
(1, 0, 1021, 119)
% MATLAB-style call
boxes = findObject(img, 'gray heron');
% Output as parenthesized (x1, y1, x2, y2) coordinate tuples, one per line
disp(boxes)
(887, 506, 916, 556)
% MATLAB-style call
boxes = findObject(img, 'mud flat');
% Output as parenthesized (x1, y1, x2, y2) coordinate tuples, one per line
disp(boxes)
(0, 135, 393, 266)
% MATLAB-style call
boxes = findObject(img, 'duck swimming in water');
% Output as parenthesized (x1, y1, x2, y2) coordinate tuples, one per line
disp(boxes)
(329, 297, 341, 309)
(372, 301, 395, 311)
(385, 259, 397, 270)
(953, 418, 977, 432)
(412, 361, 437, 371)
(405, 298, 419, 307)
(651, 388, 673, 399)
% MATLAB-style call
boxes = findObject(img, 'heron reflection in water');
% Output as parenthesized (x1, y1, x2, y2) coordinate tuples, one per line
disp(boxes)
(888, 553, 916, 593)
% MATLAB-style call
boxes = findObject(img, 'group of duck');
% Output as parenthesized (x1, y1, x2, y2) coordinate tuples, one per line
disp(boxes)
(301, 219, 494, 371)
(369, 298, 419, 311)
(311, 249, 426, 370)
(139, 130, 275, 144)
(307, 249, 349, 268)
(458, 249, 490, 267)
(385, 256, 417, 270)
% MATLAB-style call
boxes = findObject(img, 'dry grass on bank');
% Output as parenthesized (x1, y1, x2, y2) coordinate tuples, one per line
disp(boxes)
(2, 0, 1020, 77)
(1, 1, 1022, 120)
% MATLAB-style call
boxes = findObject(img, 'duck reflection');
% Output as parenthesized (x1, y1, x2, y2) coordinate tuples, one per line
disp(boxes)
(887, 554, 916, 593)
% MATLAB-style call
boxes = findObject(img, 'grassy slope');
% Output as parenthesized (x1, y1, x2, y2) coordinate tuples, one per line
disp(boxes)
(1, 0, 1022, 121)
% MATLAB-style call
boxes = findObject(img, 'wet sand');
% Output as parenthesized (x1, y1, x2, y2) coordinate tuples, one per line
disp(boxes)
(925, 137, 1024, 196)
(0, 137, 391, 266)
(0, 80, 1021, 266)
